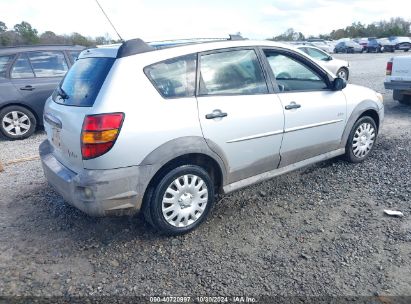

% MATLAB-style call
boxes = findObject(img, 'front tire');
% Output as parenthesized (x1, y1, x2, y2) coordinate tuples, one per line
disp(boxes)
(147, 165, 215, 235)
(0, 105, 37, 140)
(336, 68, 349, 81)
(345, 116, 378, 163)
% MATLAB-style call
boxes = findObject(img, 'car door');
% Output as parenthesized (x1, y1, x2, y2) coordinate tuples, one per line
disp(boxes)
(262, 49, 346, 167)
(10, 51, 69, 121)
(196, 48, 285, 183)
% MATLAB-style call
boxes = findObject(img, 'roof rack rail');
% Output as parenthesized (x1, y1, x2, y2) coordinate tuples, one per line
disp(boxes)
(0, 44, 84, 49)
(147, 34, 247, 50)
(149, 34, 246, 44)
(116, 34, 247, 57)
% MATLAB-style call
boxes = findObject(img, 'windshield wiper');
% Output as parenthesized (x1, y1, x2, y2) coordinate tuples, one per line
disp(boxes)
(57, 86, 69, 100)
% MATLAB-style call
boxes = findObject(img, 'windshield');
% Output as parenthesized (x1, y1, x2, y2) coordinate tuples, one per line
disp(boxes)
(54, 57, 115, 107)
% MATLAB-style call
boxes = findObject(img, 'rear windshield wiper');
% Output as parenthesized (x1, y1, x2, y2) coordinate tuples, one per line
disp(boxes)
(57, 86, 69, 100)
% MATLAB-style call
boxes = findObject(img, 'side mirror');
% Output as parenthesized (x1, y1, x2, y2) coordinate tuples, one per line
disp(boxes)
(333, 77, 347, 91)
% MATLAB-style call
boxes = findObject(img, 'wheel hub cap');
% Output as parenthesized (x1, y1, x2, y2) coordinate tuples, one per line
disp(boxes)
(178, 192, 193, 208)
(352, 122, 376, 158)
(162, 174, 208, 228)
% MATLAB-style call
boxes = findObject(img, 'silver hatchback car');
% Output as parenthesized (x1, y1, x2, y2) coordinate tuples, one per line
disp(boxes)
(40, 37, 384, 235)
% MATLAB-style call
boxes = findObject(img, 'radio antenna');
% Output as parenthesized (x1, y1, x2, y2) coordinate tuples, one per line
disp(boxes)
(94, 0, 124, 42)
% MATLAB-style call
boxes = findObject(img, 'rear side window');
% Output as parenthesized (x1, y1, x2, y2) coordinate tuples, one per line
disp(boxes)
(144, 54, 197, 98)
(11, 54, 35, 78)
(55, 57, 115, 107)
(0, 55, 14, 78)
(199, 49, 268, 95)
(27, 51, 68, 77)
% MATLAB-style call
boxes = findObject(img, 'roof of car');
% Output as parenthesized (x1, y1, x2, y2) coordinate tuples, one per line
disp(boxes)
(80, 38, 300, 61)
(78, 38, 336, 78)
(0, 44, 85, 55)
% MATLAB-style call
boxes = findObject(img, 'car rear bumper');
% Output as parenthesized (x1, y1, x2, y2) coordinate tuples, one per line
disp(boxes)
(384, 81, 411, 91)
(39, 140, 150, 216)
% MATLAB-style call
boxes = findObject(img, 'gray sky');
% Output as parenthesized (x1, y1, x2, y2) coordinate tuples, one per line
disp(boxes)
(1, 0, 410, 40)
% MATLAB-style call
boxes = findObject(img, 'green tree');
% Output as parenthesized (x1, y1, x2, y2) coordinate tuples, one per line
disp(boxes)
(69, 32, 94, 46)
(0, 21, 7, 33)
(13, 21, 39, 44)
(270, 28, 305, 41)
(39, 31, 68, 44)
(0, 31, 24, 46)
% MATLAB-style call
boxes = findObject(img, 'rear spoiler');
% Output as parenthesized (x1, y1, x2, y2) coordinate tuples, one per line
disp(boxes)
(117, 38, 154, 58)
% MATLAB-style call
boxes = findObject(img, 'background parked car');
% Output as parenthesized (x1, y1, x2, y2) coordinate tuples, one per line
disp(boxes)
(389, 36, 411, 52)
(0, 45, 85, 139)
(366, 38, 382, 53)
(377, 38, 396, 52)
(306, 38, 335, 53)
(353, 38, 368, 52)
(384, 56, 411, 104)
(297, 45, 350, 80)
(334, 41, 363, 53)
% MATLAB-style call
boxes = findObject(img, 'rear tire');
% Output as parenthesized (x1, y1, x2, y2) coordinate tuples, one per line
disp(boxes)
(345, 116, 378, 163)
(147, 165, 215, 235)
(0, 105, 37, 140)
(393, 90, 411, 105)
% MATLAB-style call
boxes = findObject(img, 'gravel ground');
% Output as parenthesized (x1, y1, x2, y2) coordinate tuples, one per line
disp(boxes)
(0, 52, 410, 300)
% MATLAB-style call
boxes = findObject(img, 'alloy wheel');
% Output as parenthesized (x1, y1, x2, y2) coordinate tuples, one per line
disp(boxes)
(1, 111, 31, 137)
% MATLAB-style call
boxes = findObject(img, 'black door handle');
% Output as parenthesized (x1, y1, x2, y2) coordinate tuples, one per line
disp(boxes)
(206, 110, 228, 119)
(20, 85, 35, 91)
(285, 102, 301, 110)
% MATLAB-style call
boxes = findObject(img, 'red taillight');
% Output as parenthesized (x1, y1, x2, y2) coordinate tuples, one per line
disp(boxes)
(386, 61, 393, 76)
(82, 113, 124, 131)
(81, 113, 124, 159)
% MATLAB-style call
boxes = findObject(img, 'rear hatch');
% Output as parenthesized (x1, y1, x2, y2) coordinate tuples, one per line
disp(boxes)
(43, 51, 116, 173)
(391, 56, 411, 82)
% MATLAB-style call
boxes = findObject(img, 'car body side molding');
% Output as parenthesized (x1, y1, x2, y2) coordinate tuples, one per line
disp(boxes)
(223, 148, 345, 193)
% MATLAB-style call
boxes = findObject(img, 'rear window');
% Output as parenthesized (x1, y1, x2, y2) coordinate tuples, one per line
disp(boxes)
(55, 57, 115, 107)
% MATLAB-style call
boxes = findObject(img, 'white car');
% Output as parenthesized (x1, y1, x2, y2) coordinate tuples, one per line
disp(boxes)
(384, 56, 411, 104)
(297, 45, 350, 80)
(307, 40, 335, 53)
(40, 36, 384, 234)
